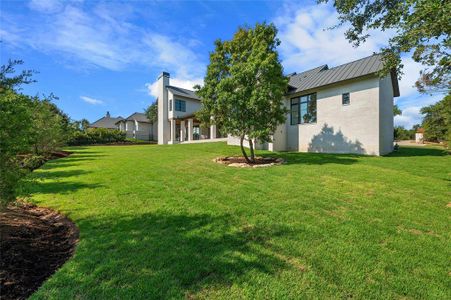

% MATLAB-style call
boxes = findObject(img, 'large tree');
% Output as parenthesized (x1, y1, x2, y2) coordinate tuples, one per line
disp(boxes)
(0, 60, 70, 207)
(145, 101, 158, 123)
(321, 0, 450, 93)
(420, 94, 450, 143)
(195, 23, 288, 163)
(0, 61, 35, 207)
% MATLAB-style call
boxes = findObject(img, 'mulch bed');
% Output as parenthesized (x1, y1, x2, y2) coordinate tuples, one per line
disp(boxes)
(214, 156, 284, 168)
(0, 202, 79, 300)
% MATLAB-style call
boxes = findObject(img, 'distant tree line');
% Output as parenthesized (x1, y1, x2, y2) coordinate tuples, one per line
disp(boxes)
(394, 95, 450, 145)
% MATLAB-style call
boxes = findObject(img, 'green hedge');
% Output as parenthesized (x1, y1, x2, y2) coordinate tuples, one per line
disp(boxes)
(68, 128, 126, 145)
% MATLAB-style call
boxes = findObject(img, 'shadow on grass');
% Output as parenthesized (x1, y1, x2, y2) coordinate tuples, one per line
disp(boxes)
(39, 212, 298, 298)
(387, 146, 448, 157)
(266, 151, 360, 165)
(21, 180, 104, 196)
(31, 169, 92, 180)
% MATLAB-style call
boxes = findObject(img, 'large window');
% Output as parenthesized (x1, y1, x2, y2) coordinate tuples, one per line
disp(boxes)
(290, 93, 317, 125)
(175, 99, 186, 112)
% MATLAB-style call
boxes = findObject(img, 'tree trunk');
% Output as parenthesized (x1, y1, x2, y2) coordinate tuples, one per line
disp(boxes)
(248, 138, 255, 163)
(240, 135, 251, 164)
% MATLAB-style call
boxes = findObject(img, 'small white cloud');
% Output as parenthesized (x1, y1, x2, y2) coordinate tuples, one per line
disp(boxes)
(80, 96, 104, 105)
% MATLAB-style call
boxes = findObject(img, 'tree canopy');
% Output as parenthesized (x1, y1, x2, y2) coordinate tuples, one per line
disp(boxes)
(321, 0, 450, 94)
(195, 23, 288, 163)
(420, 94, 450, 143)
(145, 101, 158, 123)
(0, 60, 70, 207)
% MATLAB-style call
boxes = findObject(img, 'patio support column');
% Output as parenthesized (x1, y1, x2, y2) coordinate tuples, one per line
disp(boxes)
(170, 118, 176, 144)
(180, 120, 186, 142)
(187, 118, 193, 141)
(210, 116, 216, 139)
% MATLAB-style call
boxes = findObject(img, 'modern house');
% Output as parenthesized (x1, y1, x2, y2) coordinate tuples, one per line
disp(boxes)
(156, 54, 399, 155)
(89, 112, 123, 129)
(116, 112, 156, 141)
(157, 73, 225, 144)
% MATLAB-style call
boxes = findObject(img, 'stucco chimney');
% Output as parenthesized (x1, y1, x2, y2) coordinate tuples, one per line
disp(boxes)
(157, 72, 170, 144)
(106, 111, 110, 118)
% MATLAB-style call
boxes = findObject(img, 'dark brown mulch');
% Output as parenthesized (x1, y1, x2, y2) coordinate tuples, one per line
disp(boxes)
(214, 156, 284, 168)
(0, 202, 79, 300)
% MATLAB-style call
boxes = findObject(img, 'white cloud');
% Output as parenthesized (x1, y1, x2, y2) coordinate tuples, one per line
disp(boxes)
(394, 106, 422, 129)
(3, 2, 205, 81)
(275, 3, 391, 72)
(145, 76, 203, 98)
(143, 34, 205, 79)
(81, 96, 104, 105)
(29, 0, 63, 13)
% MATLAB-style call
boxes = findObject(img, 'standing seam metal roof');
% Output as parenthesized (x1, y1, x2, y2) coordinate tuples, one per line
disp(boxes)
(287, 54, 399, 96)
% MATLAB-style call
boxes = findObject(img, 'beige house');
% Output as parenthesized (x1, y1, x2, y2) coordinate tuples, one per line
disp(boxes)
(116, 112, 156, 141)
(89, 112, 123, 129)
(156, 54, 399, 155)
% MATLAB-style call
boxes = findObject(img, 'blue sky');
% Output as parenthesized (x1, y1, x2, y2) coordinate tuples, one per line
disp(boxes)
(1, 0, 444, 127)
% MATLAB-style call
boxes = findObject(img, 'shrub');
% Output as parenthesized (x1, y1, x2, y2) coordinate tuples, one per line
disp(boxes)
(68, 128, 126, 145)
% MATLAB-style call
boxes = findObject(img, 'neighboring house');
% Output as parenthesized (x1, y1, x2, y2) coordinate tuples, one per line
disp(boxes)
(116, 112, 156, 141)
(89, 112, 124, 129)
(156, 54, 400, 155)
(415, 128, 424, 144)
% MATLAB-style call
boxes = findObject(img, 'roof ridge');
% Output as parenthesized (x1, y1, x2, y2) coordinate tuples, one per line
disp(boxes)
(322, 53, 380, 72)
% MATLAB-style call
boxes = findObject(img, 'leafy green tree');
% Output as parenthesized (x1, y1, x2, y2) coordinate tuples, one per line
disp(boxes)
(0, 61, 34, 207)
(394, 104, 402, 116)
(394, 126, 415, 140)
(0, 60, 70, 208)
(196, 23, 288, 163)
(81, 118, 90, 131)
(321, 0, 450, 93)
(420, 94, 450, 143)
(30, 97, 69, 155)
(145, 101, 158, 123)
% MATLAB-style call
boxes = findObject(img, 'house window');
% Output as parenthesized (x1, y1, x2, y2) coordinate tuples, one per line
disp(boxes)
(175, 99, 186, 112)
(290, 93, 317, 125)
(342, 93, 350, 105)
(169, 100, 172, 111)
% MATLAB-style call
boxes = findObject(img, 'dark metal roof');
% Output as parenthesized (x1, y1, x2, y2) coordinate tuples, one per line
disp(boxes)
(288, 54, 400, 97)
(167, 85, 200, 100)
(90, 116, 123, 129)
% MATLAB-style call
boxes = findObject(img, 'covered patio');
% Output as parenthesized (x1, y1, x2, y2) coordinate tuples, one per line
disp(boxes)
(168, 115, 225, 144)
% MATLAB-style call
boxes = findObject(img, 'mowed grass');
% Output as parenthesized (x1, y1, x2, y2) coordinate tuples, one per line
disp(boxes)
(23, 142, 450, 299)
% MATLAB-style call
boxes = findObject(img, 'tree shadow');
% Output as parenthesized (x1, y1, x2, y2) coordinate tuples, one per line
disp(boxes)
(30, 169, 92, 180)
(387, 146, 449, 157)
(272, 151, 360, 165)
(308, 124, 365, 155)
(20, 180, 103, 196)
(38, 212, 301, 298)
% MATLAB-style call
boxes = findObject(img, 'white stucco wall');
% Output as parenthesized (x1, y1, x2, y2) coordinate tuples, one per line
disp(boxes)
(168, 92, 201, 120)
(297, 76, 381, 155)
(158, 73, 170, 144)
(378, 75, 394, 155)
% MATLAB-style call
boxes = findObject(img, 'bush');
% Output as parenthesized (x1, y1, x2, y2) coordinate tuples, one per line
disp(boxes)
(68, 128, 126, 145)
(19, 155, 47, 171)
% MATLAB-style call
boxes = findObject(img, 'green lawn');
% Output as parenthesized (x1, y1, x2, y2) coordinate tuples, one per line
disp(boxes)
(23, 142, 450, 299)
